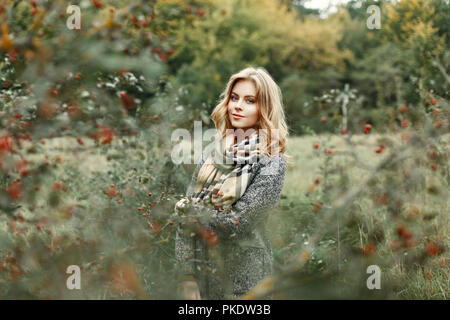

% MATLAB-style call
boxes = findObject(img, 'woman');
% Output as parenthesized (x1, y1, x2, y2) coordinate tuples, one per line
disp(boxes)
(175, 66, 289, 300)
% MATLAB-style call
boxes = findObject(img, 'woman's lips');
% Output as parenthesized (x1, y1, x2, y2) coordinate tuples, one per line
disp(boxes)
(232, 114, 245, 119)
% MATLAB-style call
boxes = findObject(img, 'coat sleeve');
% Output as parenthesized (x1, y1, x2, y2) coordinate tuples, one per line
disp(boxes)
(174, 155, 206, 279)
(207, 154, 287, 240)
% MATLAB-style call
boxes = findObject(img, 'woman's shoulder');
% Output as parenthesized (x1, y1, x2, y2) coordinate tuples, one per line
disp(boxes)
(259, 152, 286, 164)
(257, 153, 286, 177)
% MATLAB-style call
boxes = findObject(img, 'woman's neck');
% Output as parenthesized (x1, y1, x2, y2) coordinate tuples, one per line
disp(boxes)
(233, 128, 258, 141)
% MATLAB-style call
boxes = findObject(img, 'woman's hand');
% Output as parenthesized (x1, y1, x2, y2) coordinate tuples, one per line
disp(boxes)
(175, 198, 190, 212)
(178, 280, 201, 300)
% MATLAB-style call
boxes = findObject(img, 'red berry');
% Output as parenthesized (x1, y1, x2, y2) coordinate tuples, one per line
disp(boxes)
(92, 0, 103, 8)
(148, 192, 152, 196)
(150, 223, 161, 233)
(95, 126, 115, 144)
(426, 242, 440, 256)
(396, 226, 405, 237)
(434, 120, 442, 129)
(120, 94, 135, 110)
(197, 9, 205, 17)
(430, 98, 436, 105)
(363, 124, 372, 134)
(402, 231, 412, 240)
(235, 219, 239, 226)
(21, 170, 29, 177)
(158, 52, 167, 62)
(398, 104, 408, 113)
(341, 128, 348, 135)
(313, 143, 319, 149)
(432, 108, 439, 116)
(52, 182, 67, 192)
(320, 116, 327, 123)
(313, 202, 323, 213)
(120, 92, 127, 99)
(362, 242, 375, 255)
(8, 182, 22, 200)
(401, 120, 409, 127)
(375, 145, 385, 154)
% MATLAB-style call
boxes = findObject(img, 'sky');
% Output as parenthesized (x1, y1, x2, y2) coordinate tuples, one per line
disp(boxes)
(303, 0, 352, 10)
(300, 0, 354, 17)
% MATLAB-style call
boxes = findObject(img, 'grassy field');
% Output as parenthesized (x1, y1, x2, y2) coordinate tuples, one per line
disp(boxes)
(269, 133, 449, 299)
(282, 133, 449, 197)
(12, 132, 449, 299)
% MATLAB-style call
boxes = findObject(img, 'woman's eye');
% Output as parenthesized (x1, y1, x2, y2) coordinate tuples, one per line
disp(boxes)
(231, 96, 238, 101)
(247, 99, 255, 104)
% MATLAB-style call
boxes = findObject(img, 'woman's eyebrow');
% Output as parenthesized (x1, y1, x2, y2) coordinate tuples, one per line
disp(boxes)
(231, 91, 256, 98)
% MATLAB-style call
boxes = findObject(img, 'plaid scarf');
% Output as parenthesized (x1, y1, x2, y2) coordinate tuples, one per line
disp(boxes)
(189, 132, 263, 211)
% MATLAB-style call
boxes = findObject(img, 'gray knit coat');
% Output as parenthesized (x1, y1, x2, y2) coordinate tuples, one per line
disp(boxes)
(175, 150, 287, 300)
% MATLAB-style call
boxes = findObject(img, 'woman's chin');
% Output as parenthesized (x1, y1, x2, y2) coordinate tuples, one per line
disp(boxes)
(230, 121, 248, 129)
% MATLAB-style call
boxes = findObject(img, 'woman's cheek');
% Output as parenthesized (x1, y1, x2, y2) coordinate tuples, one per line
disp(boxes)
(251, 106, 259, 123)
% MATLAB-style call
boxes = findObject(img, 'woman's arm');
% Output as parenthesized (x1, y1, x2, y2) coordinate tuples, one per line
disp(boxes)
(174, 154, 207, 278)
(207, 154, 286, 240)
(186, 154, 206, 198)
(175, 153, 286, 274)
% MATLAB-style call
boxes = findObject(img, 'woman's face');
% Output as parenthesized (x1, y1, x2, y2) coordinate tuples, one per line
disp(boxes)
(227, 79, 260, 132)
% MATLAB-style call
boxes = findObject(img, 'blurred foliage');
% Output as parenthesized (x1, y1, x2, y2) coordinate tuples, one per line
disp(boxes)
(0, 0, 448, 299)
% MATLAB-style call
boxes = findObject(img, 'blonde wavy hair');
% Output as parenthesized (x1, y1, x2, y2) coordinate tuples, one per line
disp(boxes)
(195, 67, 290, 188)
(213, 66, 289, 156)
